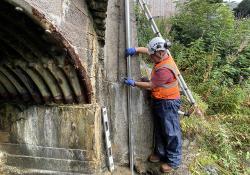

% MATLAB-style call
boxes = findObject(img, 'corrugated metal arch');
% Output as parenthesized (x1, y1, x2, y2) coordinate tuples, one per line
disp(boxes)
(0, 0, 93, 104)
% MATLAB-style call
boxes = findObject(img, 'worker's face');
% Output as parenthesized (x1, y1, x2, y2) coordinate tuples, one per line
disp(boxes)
(150, 51, 164, 63)
(150, 54, 160, 63)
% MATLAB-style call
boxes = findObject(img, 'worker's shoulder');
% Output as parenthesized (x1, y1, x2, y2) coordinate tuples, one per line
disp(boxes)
(155, 67, 172, 73)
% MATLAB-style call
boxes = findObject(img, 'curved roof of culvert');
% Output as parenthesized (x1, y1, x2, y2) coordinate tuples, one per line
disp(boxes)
(0, 1, 92, 104)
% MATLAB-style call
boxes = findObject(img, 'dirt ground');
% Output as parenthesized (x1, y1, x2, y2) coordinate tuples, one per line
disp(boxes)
(0, 139, 197, 175)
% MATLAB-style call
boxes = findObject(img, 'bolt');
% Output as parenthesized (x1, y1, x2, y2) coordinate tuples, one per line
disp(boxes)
(45, 29, 51, 34)
(15, 7, 23, 12)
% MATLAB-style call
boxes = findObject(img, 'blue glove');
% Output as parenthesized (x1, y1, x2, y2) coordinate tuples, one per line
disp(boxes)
(125, 48, 136, 57)
(124, 78, 135, 87)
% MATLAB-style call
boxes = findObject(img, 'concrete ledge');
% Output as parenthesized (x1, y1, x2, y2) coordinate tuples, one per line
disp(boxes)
(0, 143, 91, 161)
(11, 168, 93, 175)
(5, 153, 97, 174)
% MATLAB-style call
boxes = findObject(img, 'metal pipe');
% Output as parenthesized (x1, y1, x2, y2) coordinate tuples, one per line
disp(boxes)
(125, 0, 134, 174)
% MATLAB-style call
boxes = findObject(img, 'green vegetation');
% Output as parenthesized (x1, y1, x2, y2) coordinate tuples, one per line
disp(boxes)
(181, 113, 250, 174)
(135, 0, 250, 174)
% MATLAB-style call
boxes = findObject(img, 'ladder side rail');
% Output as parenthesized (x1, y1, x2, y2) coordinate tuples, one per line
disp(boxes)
(178, 75, 196, 104)
(176, 77, 189, 99)
(139, 0, 162, 37)
(167, 50, 194, 104)
(138, 0, 157, 34)
(144, 10, 160, 36)
(144, 10, 161, 37)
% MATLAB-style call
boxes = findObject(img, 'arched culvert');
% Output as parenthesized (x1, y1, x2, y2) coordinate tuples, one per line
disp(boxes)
(0, 0, 93, 104)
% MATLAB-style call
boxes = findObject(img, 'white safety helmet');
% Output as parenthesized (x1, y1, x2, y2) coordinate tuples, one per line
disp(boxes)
(147, 37, 171, 55)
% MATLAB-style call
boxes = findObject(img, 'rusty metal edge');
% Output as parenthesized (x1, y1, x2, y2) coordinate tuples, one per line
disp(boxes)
(3, 0, 93, 103)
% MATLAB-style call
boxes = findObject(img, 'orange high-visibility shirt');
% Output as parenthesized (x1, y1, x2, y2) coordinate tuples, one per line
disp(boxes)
(151, 55, 180, 99)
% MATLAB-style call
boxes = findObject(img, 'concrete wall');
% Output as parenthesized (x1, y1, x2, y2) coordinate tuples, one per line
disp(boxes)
(0, 104, 102, 174)
(0, 0, 154, 173)
(145, 0, 186, 18)
(3, 105, 100, 151)
(104, 0, 153, 164)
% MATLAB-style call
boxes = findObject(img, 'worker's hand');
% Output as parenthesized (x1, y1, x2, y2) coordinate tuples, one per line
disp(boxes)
(125, 48, 136, 57)
(124, 78, 135, 87)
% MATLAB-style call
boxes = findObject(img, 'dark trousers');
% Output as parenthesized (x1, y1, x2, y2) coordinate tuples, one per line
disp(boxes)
(152, 99, 182, 168)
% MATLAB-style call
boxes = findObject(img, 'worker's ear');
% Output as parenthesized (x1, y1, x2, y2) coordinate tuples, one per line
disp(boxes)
(164, 39, 171, 49)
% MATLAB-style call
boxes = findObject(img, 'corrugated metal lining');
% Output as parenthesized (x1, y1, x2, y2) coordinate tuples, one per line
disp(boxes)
(0, 1, 91, 104)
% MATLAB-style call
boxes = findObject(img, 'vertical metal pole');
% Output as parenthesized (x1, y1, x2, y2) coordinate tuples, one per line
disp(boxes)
(125, 0, 134, 174)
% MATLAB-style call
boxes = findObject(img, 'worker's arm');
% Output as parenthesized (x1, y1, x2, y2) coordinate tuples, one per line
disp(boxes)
(135, 47, 150, 55)
(125, 47, 149, 57)
(134, 81, 154, 90)
(124, 78, 154, 90)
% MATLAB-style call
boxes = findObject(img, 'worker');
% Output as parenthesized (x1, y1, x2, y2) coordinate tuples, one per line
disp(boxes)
(124, 37, 182, 173)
